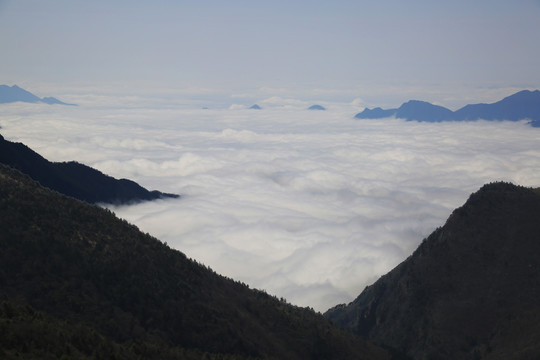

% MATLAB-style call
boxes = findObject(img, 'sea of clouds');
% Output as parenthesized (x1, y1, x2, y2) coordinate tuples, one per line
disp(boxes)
(1, 100, 539, 311)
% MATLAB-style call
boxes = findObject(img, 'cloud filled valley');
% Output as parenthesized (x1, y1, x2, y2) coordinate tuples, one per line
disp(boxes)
(1, 101, 539, 311)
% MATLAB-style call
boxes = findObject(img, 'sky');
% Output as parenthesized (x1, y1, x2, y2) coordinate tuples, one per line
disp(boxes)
(1, 1, 540, 312)
(1, 0, 540, 108)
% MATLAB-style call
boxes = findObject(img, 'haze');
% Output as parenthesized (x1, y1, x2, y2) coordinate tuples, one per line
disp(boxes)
(1, 1, 540, 107)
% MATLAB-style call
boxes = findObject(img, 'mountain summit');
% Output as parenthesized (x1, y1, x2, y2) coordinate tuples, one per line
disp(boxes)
(325, 182, 540, 359)
(0, 84, 75, 105)
(355, 90, 540, 126)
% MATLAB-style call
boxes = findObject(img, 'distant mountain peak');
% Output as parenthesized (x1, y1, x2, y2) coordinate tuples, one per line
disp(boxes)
(355, 90, 540, 126)
(40, 96, 74, 105)
(0, 84, 76, 105)
(308, 104, 326, 110)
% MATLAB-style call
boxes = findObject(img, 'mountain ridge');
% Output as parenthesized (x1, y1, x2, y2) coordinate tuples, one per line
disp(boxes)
(325, 182, 540, 359)
(0, 134, 178, 205)
(0, 84, 75, 105)
(355, 90, 540, 126)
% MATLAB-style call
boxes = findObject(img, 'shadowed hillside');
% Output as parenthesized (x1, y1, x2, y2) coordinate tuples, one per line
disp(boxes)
(0, 134, 178, 205)
(0, 165, 389, 360)
(325, 182, 540, 359)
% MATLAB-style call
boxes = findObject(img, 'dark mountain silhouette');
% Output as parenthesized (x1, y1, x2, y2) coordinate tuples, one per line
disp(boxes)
(0, 164, 389, 360)
(0, 84, 41, 103)
(325, 182, 540, 359)
(0, 84, 75, 105)
(249, 104, 262, 109)
(40, 96, 73, 105)
(0, 134, 178, 205)
(355, 101, 454, 122)
(454, 90, 540, 124)
(355, 90, 540, 126)
(354, 107, 396, 119)
(308, 104, 326, 110)
(396, 100, 455, 122)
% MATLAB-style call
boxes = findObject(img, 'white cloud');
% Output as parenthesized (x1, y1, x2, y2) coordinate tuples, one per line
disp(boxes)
(1, 102, 539, 312)
(350, 98, 366, 108)
(260, 96, 308, 108)
(228, 104, 248, 110)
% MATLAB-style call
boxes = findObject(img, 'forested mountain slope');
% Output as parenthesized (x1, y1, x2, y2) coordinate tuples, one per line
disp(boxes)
(326, 182, 540, 359)
(0, 165, 388, 360)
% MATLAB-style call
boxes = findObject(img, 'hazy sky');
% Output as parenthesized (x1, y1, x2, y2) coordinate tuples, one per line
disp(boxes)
(1, 0, 540, 107)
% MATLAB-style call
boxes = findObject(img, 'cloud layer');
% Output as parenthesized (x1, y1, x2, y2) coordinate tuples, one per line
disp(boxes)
(1, 101, 539, 311)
